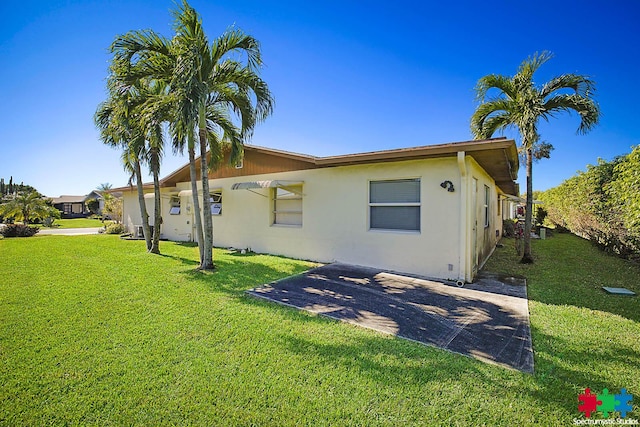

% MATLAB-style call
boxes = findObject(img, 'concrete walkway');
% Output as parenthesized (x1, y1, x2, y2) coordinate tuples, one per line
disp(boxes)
(38, 227, 102, 236)
(248, 263, 533, 373)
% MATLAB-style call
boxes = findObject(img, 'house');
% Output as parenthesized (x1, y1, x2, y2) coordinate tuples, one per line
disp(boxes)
(113, 137, 519, 283)
(51, 190, 104, 218)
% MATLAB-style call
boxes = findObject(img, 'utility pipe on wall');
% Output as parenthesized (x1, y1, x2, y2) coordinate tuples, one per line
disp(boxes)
(457, 151, 467, 283)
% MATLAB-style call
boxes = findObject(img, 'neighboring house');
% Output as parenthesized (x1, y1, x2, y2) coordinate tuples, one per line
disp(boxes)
(51, 191, 104, 218)
(112, 137, 519, 283)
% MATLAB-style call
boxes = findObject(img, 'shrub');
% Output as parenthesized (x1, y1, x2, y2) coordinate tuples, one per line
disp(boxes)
(42, 217, 56, 227)
(105, 223, 126, 235)
(502, 219, 516, 237)
(0, 224, 39, 237)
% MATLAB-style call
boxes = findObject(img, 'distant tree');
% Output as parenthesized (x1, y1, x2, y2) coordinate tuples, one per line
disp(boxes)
(96, 183, 113, 192)
(103, 195, 123, 224)
(471, 51, 600, 263)
(0, 191, 60, 225)
(86, 198, 100, 215)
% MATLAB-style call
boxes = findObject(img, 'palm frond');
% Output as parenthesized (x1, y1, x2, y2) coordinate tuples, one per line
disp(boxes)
(475, 74, 515, 101)
(541, 73, 596, 98)
(541, 93, 601, 134)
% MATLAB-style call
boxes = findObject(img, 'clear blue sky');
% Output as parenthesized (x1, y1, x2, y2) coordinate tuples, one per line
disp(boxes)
(1, 0, 639, 197)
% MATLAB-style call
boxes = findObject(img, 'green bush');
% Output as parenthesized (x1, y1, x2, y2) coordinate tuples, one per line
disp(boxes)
(502, 219, 516, 237)
(540, 146, 640, 257)
(0, 224, 39, 237)
(42, 217, 56, 227)
(105, 223, 125, 235)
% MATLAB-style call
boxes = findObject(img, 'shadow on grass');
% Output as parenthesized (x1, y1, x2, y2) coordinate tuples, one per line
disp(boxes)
(178, 254, 314, 297)
(170, 241, 637, 420)
(484, 234, 640, 322)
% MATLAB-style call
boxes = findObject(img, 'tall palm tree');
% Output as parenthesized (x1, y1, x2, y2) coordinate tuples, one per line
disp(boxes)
(138, 79, 171, 254)
(110, 0, 273, 270)
(95, 74, 153, 251)
(471, 51, 600, 263)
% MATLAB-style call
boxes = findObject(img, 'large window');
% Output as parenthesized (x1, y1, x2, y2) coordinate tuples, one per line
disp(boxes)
(273, 185, 302, 226)
(369, 179, 420, 231)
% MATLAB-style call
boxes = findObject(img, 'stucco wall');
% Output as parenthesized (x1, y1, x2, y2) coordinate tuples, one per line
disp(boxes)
(120, 156, 504, 282)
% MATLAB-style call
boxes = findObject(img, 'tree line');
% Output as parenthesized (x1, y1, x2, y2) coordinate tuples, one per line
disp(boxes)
(539, 145, 640, 258)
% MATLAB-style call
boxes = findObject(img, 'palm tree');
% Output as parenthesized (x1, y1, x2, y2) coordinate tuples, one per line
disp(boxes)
(110, 0, 274, 270)
(471, 51, 600, 263)
(137, 79, 171, 254)
(0, 191, 59, 224)
(95, 74, 153, 251)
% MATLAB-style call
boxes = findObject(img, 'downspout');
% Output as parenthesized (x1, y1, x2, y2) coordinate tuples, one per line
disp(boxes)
(457, 151, 468, 284)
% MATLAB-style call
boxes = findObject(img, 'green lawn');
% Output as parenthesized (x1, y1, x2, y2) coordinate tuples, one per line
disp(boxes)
(2, 218, 106, 229)
(0, 234, 638, 425)
(43, 218, 107, 229)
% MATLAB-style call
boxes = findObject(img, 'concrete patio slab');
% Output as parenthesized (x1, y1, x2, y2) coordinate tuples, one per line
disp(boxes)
(248, 263, 533, 373)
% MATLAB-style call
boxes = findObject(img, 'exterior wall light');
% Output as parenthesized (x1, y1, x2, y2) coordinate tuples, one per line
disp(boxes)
(440, 180, 455, 192)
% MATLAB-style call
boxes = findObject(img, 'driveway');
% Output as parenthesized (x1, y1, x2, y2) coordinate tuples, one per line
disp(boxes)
(248, 263, 533, 373)
(38, 227, 102, 236)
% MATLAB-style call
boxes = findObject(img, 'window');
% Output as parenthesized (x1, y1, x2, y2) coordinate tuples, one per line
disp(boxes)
(169, 196, 181, 215)
(484, 185, 490, 228)
(210, 191, 222, 215)
(369, 179, 420, 231)
(235, 159, 243, 169)
(273, 185, 302, 226)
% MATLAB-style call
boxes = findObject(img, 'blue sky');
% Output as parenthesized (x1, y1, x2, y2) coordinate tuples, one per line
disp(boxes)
(1, 0, 639, 197)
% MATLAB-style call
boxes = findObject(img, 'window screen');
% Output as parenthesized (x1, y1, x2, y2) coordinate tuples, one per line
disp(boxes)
(484, 185, 490, 228)
(210, 192, 222, 215)
(273, 186, 302, 226)
(169, 196, 180, 215)
(369, 179, 420, 231)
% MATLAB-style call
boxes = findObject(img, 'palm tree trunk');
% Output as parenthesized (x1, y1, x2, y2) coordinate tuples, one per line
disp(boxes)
(521, 148, 534, 264)
(150, 148, 162, 254)
(188, 146, 204, 264)
(134, 160, 152, 251)
(199, 124, 215, 270)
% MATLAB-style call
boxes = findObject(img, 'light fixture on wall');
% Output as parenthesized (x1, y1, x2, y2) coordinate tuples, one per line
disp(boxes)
(440, 180, 455, 192)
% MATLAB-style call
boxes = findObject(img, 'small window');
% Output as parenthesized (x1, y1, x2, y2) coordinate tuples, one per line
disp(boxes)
(484, 185, 490, 228)
(169, 196, 181, 215)
(210, 191, 222, 215)
(273, 185, 302, 226)
(369, 179, 420, 231)
(235, 159, 243, 169)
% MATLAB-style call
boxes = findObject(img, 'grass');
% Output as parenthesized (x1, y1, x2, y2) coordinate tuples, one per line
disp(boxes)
(0, 233, 638, 425)
(43, 218, 108, 228)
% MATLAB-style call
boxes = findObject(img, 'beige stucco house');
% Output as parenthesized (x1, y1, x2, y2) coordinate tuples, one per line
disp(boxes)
(113, 137, 519, 283)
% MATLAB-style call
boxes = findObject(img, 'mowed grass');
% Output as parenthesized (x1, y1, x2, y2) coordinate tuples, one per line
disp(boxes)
(0, 233, 638, 425)
(44, 218, 107, 228)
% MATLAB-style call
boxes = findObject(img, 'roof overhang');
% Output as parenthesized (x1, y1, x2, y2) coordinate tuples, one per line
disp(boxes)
(314, 138, 519, 195)
(110, 138, 519, 196)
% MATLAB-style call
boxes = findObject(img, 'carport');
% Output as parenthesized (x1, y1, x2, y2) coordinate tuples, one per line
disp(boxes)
(248, 263, 533, 373)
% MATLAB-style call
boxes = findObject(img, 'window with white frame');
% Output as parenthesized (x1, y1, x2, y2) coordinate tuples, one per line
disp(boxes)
(169, 196, 181, 215)
(273, 185, 302, 226)
(484, 185, 490, 228)
(369, 179, 420, 231)
(210, 191, 222, 215)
